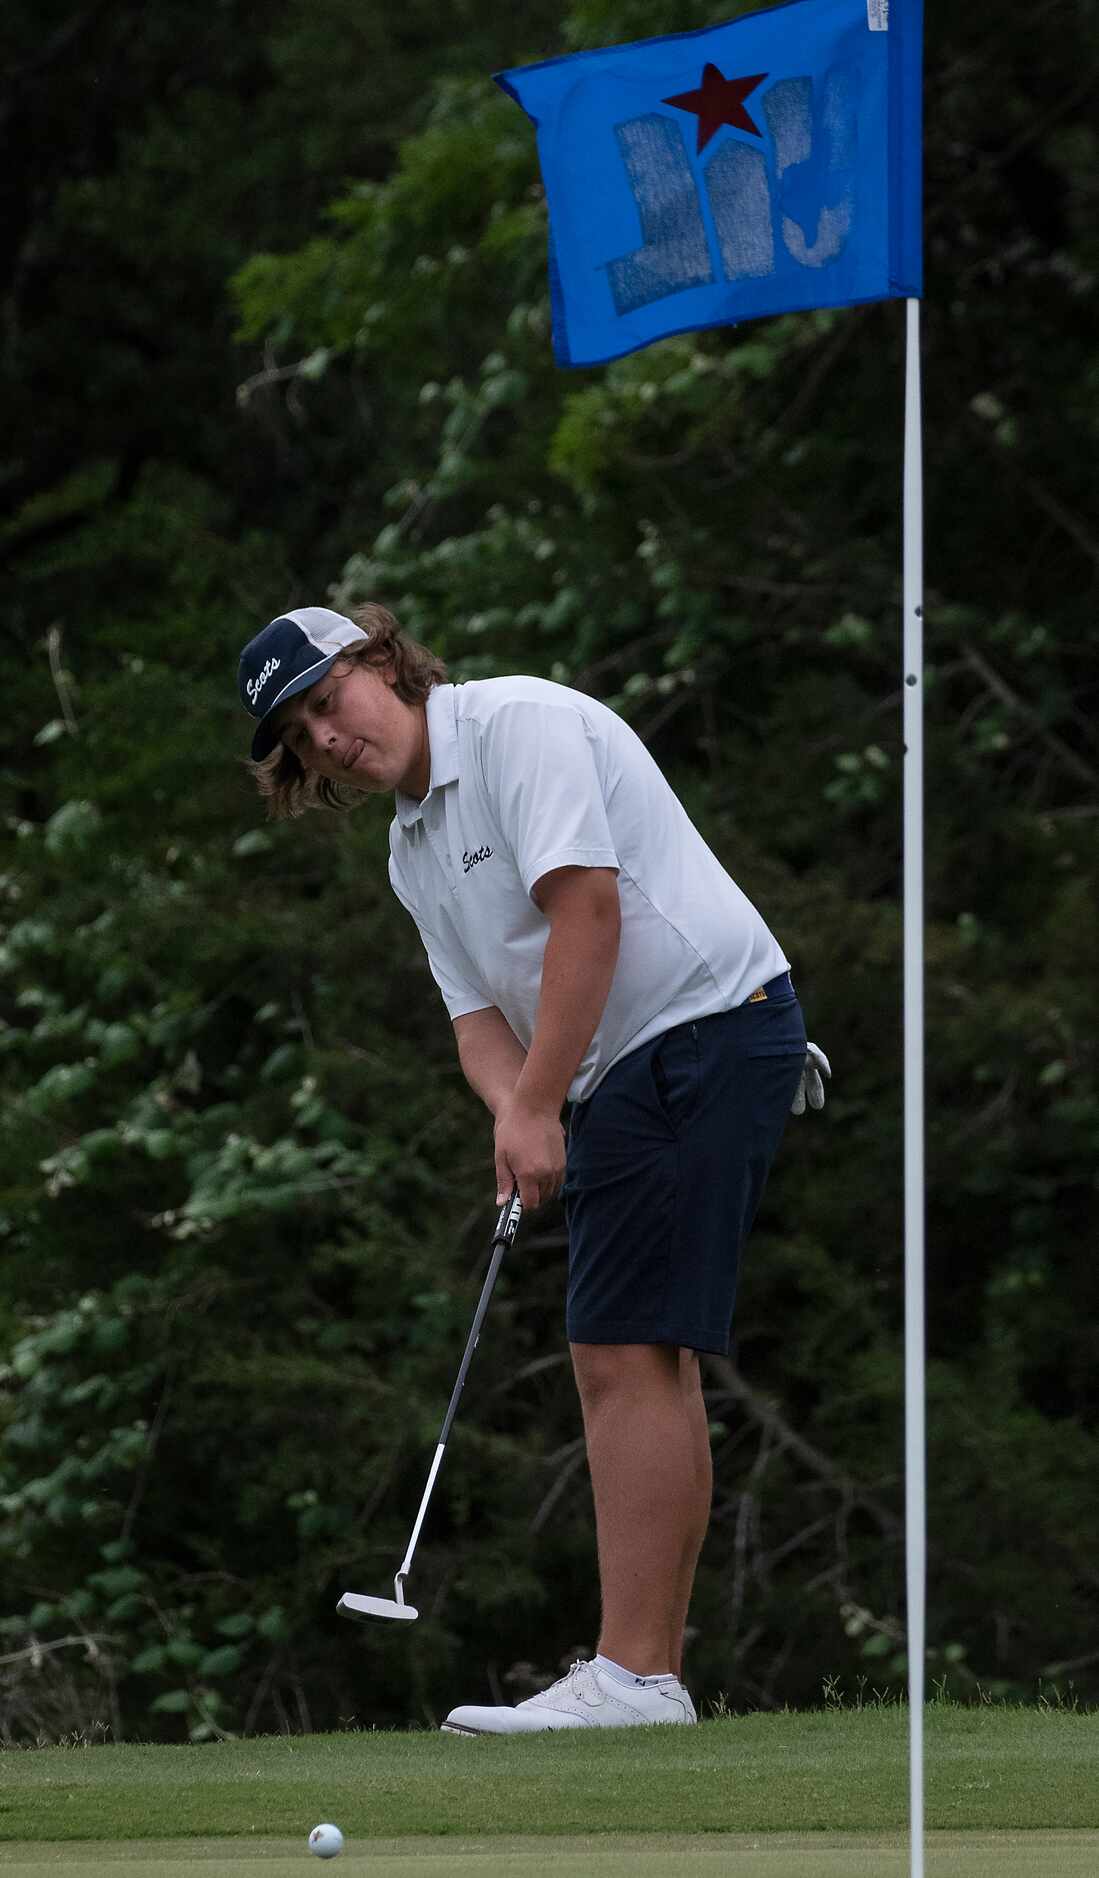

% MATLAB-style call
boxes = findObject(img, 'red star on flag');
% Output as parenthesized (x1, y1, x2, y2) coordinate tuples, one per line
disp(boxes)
(663, 62, 767, 153)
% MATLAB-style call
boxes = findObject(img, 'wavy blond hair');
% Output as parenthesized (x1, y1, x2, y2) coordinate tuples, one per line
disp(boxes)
(245, 603, 447, 819)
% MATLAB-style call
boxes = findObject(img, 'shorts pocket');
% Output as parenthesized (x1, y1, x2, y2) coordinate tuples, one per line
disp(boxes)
(744, 995, 807, 1059)
(651, 1023, 701, 1131)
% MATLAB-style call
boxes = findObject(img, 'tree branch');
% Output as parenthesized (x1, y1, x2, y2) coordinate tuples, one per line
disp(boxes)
(703, 1353, 904, 1540)
(0, 1632, 112, 1669)
(962, 642, 1098, 790)
(46, 625, 79, 735)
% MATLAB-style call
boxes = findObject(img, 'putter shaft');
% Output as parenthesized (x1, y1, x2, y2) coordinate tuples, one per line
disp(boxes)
(338, 1190, 523, 1624)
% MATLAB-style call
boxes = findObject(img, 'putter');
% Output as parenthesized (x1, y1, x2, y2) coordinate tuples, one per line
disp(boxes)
(337, 1187, 523, 1625)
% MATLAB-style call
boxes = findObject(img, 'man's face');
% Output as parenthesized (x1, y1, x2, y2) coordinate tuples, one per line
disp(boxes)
(273, 661, 430, 798)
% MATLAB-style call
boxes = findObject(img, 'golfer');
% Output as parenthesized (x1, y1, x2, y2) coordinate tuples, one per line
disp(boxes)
(238, 603, 828, 1734)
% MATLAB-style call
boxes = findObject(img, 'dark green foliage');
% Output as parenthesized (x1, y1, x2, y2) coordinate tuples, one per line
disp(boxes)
(1, 0, 1096, 1741)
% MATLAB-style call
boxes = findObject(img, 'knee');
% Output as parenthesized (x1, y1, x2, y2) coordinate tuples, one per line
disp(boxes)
(570, 1341, 677, 1410)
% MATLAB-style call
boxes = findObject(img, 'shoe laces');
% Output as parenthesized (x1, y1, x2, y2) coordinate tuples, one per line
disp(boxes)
(544, 1659, 601, 1703)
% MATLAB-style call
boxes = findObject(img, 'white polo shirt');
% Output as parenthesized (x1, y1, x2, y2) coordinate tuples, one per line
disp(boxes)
(388, 677, 790, 1102)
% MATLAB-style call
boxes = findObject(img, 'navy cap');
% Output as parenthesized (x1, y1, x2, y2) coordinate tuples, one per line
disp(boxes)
(238, 607, 370, 760)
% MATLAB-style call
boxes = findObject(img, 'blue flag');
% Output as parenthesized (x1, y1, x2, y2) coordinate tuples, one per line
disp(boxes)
(495, 0, 922, 367)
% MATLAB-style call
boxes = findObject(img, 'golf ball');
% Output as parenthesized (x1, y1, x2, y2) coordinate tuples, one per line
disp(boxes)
(308, 1822, 345, 1859)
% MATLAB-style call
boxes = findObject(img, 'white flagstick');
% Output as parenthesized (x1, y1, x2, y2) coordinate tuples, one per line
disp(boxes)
(903, 295, 926, 1878)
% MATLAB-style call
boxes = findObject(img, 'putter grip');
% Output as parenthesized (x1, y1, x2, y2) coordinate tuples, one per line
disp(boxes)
(493, 1187, 523, 1246)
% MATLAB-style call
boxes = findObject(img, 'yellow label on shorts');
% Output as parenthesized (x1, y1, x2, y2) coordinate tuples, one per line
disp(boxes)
(747, 986, 768, 1003)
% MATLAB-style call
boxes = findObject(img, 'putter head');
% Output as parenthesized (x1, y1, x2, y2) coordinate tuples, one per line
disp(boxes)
(336, 1590, 419, 1624)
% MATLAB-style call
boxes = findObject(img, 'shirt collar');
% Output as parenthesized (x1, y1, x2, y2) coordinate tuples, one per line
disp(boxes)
(394, 683, 458, 828)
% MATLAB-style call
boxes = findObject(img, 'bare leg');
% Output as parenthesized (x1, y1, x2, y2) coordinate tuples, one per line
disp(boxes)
(669, 1349, 712, 1681)
(570, 1342, 713, 1680)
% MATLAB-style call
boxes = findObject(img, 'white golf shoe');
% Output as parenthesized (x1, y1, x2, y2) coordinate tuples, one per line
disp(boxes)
(441, 1658, 697, 1735)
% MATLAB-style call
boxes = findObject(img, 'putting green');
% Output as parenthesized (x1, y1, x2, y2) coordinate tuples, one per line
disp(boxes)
(1, 1834, 1098, 1875)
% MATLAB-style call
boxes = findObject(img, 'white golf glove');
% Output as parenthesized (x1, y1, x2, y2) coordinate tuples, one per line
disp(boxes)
(791, 1042, 831, 1115)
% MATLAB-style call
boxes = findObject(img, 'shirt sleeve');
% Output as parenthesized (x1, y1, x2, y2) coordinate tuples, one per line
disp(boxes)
(478, 699, 620, 897)
(388, 856, 493, 1020)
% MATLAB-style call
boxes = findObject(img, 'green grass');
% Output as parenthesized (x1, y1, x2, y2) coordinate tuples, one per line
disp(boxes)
(0, 1703, 1096, 1850)
(3, 1833, 1099, 1877)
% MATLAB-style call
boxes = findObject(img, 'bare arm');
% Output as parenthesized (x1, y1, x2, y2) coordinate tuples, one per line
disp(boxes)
(495, 865, 621, 1209)
(453, 1006, 527, 1116)
(516, 865, 621, 1117)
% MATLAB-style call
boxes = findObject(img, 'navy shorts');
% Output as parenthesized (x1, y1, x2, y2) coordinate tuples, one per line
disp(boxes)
(563, 973, 806, 1356)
